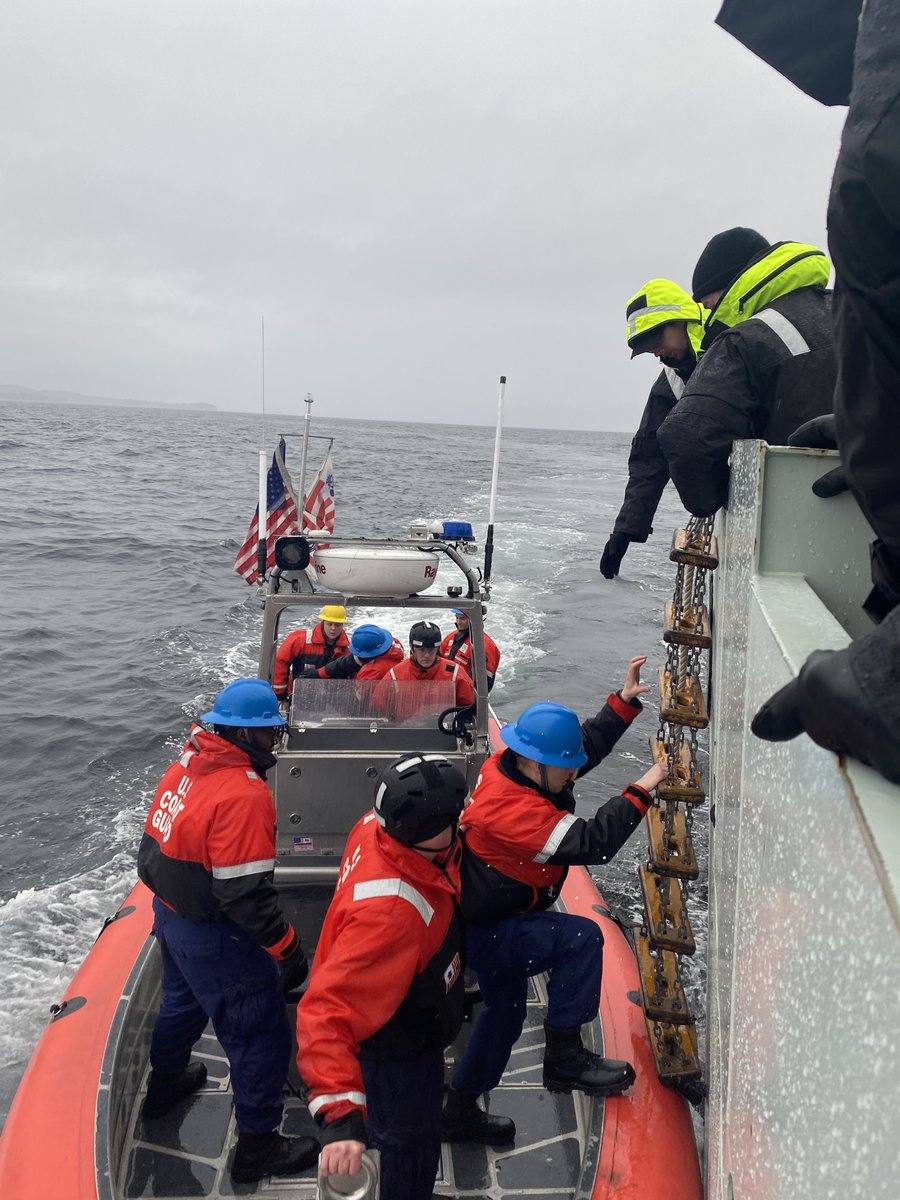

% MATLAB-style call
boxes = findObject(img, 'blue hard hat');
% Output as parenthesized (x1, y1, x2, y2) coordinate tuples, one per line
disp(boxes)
(201, 678, 287, 727)
(350, 624, 394, 660)
(451, 608, 465, 615)
(500, 702, 588, 768)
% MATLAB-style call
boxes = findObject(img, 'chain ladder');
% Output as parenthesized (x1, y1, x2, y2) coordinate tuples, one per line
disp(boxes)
(635, 516, 716, 1104)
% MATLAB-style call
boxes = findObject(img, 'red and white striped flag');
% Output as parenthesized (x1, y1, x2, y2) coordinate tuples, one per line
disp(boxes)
(233, 441, 299, 584)
(301, 449, 336, 536)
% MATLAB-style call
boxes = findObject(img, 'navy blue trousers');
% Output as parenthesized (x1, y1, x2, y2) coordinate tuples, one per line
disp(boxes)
(360, 1050, 444, 1200)
(150, 897, 292, 1133)
(452, 911, 603, 1095)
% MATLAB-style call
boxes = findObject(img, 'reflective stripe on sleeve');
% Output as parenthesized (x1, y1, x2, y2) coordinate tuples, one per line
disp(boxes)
(309, 1090, 367, 1117)
(534, 813, 579, 863)
(212, 858, 275, 879)
(352, 878, 434, 925)
(753, 308, 810, 356)
(664, 366, 686, 399)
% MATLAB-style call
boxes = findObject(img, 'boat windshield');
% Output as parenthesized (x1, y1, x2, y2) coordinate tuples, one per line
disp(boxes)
(289, 677, 459, 728)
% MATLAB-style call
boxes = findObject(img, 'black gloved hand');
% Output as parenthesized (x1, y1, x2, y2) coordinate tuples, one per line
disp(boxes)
(750, 678, 804, 741)
(279, 945, 309, 995)
(299, 664, 320, 678)
(788, 414, 848, 498)
(751, 641, 900, 784)
(600, 533, 631, 579)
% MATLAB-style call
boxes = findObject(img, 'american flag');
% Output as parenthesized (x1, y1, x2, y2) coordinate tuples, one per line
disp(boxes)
(233, 440, 299, 584)
(302, 449, 336, 535)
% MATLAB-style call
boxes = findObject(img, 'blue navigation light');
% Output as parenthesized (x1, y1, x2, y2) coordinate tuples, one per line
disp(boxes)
(442, 520, 473, 540)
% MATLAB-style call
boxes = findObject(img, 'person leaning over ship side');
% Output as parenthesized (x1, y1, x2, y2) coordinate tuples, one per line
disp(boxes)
(137, 677, 318, 1184)
(599, 280, 708, 579)
(319, 623, 405, 682)
(746, 0, 900, 786)
(655, 228, 838, 517)
(440, 608, 501, 690)
(272, 603, 350, 702)
(442, 657, 668, 1145)
(296, 755, 468, 1200)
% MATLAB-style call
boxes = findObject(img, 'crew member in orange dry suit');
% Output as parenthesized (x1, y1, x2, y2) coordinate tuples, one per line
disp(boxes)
(440, 608, 501, 690)
(319, 624, 405, 682)
(376, 621, 475, 722)
(443, 658, 668, 1144)
(273, 604, 350, 702)
(137, 678, 318, 1183)
(297, 755, 468, 1200)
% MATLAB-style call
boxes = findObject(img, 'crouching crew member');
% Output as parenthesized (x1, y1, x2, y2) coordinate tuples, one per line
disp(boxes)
(137, 678, 317, 1184)
(443, 656, 667, 1143)
(273, 604, 350, 701)
(320, 623, 405, 681)
(440, 608, 501, 690)
(297, 755, 469, 1200)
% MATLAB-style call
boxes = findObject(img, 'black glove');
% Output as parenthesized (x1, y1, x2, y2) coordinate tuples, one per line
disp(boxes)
(323, 654, 362, 680)
(751, 642, 900, 784)
(788, 415, 848, 498)
(600, 533, 631, 579)
(749, 678, 804, 742)
(299, 664, 320, 678)
(279, 945, 309, 995)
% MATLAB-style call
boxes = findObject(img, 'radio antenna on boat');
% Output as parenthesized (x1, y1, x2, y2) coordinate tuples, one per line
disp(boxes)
(298, 393, 314, 519)
(256, 447, 268, 582)
(483, 374, 506, 597)
(260, 315, 268, 449)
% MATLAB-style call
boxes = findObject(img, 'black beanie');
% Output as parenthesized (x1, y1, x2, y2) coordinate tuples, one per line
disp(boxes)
(691, 227, 770, 301)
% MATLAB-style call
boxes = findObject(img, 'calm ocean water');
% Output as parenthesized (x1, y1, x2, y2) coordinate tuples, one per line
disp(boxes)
(0, 400, 705, 1126)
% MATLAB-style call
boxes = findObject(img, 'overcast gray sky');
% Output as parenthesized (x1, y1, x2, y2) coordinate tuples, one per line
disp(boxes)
(1, 1, 847, 430)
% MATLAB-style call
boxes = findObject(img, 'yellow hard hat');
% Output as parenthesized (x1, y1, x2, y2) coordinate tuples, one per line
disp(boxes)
(317, 604, 347, 623)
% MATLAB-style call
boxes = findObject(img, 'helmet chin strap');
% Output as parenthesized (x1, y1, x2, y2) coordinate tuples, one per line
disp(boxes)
(539, 762, 550, 792)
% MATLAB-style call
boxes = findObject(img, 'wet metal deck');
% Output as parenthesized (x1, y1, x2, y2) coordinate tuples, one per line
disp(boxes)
(122, 888, 602, 1199)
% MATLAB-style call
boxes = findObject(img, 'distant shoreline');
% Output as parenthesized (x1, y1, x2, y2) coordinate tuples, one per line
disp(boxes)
(0, 385, 216, 412)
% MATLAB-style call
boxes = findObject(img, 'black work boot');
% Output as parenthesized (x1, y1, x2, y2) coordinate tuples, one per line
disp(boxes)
(441, 1086, 516, 1145)
(142, 1062, 208, 1119)
(230, 1129, 320, 1183)
(542, 1023, 635, 1097)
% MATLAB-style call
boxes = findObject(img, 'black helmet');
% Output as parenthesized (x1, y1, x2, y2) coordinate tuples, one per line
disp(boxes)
(409, 620, 442, 649)
(374, 754, 468, 846)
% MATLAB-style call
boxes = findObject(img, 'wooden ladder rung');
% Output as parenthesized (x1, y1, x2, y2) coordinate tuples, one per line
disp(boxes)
(648, 736, 705, 804)
(645, 1016, 702, 1085)
(647, 806, 699, 880)
(639, 864, 696, 955)
(635, 933, 693, 1024)
(669, 527, 719, 570)
(663, 601, 712, 649)
(658, 666, 708, 730)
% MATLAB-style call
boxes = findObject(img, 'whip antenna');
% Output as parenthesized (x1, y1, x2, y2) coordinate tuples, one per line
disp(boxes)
(256, 448, 268, 582)
(483, 374, 506, 595)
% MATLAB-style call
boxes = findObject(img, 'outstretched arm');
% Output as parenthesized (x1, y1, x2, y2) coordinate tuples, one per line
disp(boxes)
(578, 655, 649, 775)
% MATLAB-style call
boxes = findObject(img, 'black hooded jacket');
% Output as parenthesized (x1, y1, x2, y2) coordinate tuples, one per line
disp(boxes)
(658, 287, 835, 516)
(613, 364, 694, 541)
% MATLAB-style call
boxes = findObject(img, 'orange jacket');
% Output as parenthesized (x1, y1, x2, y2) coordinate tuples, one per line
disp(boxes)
(459, 698, 651, 921)
(440, 628, 501, 685)
(297, 814, 463, 1139)
(356, 637, 405, 681)
(381, 655, 474, 709)
(273, 623, 350, 698)
(137, 726, 299, 961)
